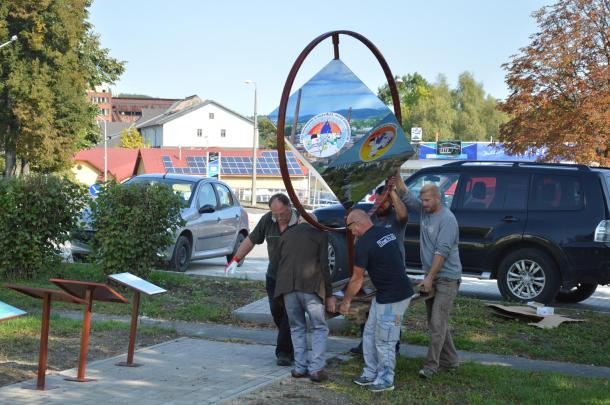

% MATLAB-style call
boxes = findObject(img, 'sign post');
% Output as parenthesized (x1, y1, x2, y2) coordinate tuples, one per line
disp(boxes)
(4, 285, 86, 390)
(207, 151, 221, 179)
(50, 279, 128, 382)
(108, 272, 167, 367)
(410, 127, 422, 143)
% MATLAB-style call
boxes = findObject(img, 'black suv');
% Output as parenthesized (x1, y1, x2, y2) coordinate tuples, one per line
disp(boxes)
(314, 161, 610, 304)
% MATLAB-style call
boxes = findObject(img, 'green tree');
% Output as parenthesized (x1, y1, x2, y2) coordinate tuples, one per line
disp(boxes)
(410, 75, 457, 141)
(257, 116, 277, 149)
(378, 72, 508, 141)
(0, 1, 124, 178)
(119, 127, 146, 148)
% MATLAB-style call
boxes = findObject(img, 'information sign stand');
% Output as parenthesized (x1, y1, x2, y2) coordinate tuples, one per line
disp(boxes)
(4, 285, 86, 391)
(108, 272, 167, 367)
(50, 279, 128, 382)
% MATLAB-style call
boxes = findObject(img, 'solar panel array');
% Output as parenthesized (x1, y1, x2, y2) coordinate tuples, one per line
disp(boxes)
(161, 151, 305, 176)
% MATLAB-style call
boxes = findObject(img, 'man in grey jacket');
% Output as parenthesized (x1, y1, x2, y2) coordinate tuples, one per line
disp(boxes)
(401, 183, 462, 379)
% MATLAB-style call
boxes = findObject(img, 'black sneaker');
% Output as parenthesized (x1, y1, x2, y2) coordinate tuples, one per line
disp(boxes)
(368, 382, 394, 392)
(349, 342, 363, 355)
(276, 354, 293, 366)
(291, 369, 308, 378)
(352, 376, 375, 386)
(309, 369, 328, 383)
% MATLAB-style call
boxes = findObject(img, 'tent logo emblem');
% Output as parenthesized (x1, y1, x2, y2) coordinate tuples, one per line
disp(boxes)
(300, 112, 350, 158)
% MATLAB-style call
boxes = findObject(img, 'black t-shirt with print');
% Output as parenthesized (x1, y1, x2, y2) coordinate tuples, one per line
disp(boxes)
(354, 225, 414, 304)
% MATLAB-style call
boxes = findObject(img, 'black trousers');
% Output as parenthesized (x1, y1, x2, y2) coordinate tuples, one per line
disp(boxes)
(265, 275, 294, 358)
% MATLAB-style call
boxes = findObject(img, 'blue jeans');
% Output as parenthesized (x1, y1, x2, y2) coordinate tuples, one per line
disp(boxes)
(284, 292, 329, 373)
(361, 296, 412, 386)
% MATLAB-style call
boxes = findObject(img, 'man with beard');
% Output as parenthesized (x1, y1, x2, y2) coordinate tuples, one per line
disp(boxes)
(402, 183, 462, 379)
(350, 173, 408, 355)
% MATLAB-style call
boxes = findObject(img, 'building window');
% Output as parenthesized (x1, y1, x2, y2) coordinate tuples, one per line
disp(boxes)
(220, 129, 226, 138)
(209, 113, 214, 119)
(197, 129, 203, 137)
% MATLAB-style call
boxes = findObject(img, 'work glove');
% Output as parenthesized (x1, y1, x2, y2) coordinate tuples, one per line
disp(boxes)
(225, 257, 240, 275)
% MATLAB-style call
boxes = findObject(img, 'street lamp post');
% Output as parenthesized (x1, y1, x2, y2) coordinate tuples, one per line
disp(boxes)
(244, 80, 258, 206)
(103, 119, 107, 182)
(97, 120, 108, 182)
(0, 35, 17, 50)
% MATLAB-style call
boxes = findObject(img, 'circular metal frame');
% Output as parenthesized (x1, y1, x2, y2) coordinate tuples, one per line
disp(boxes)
(276, 30, 402, 232)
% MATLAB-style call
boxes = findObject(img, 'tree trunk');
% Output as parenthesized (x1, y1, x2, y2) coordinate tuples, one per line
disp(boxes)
(20, 159, 30, 176)
(4, 149, 15, 179)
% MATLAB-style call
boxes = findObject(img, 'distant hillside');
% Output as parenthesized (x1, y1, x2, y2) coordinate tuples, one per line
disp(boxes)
(292, 108, 387, 123)
(116, 93, 154, 99)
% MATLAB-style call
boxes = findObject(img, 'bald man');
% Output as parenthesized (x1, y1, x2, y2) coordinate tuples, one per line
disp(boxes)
(339, 209, 414, 393)
(401, 183, 462, 379)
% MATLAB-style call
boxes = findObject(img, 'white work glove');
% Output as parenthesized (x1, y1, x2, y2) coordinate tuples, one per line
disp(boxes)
(225, 257, 240, 275)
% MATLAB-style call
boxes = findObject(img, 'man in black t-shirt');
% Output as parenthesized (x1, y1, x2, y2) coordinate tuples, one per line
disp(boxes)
(339, 209, 414, 393)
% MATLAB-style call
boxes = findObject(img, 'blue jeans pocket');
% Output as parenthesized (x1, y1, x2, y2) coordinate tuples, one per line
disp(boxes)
(378, 314, 401, 342)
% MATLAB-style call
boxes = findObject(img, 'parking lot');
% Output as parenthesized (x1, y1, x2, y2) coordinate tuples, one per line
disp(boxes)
(186, 255, 610, 314)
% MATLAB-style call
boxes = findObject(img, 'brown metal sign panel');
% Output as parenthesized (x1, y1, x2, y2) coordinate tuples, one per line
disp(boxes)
(4, 284, 87, 305)
(49, 279, 128, 304)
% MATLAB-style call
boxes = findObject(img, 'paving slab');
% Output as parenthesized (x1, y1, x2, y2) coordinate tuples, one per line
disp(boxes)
(233, 297, 349, 332)
(0, 338, 292, 405)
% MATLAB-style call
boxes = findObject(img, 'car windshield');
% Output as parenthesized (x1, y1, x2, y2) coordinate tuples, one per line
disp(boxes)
(125, 177, 196, 208)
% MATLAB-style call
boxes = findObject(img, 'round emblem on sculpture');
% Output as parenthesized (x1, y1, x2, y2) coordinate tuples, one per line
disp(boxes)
(359, 124, 397, 162)
(300, 112, 351, 158)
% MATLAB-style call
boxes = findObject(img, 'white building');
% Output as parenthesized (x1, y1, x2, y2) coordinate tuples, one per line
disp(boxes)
(136, 95, 257, 148)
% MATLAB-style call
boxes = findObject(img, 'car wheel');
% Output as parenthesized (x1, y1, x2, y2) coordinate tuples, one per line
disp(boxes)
(227, 233, 246, 267)
(328, 232, 348, 282)
(497, 248, 560, 304)
(555, 283, 597, 303)
(171, 235, 191, 272)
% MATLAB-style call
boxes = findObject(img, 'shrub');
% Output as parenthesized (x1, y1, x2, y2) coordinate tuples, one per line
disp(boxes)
(0, 175, 88, 279)
(90, 181, 183, 278)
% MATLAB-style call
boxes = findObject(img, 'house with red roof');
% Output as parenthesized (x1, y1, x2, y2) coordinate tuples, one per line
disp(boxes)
(72, 147, 324, 204)
(72, 148, 139, 184)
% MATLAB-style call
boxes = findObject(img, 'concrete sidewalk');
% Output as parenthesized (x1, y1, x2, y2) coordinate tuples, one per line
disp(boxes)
(0, 338, 292, 405)
(2, 313, 610, 405)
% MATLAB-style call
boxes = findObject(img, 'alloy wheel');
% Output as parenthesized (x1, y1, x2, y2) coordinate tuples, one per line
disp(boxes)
(506, 259, 546, 300)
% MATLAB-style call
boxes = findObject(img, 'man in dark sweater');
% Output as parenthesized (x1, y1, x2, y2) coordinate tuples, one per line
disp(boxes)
(226, 193, 298, 365)
(340, 209, 414, 393)
(275, 214, 336, 382)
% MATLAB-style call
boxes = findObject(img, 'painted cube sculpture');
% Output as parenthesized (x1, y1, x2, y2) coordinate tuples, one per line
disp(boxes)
(269, 59, 414, 208)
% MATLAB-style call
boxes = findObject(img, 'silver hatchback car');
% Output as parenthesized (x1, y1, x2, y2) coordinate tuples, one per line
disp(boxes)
(72, 174, 250, 272)
(124, 174, 250, 272)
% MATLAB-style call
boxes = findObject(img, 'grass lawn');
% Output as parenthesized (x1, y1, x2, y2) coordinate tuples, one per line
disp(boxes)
(0, 315, 177, 387)
(324, 357, 610, 405)
(396, 296, 610, 367)
(0, 263, 266, 323)
(3, 263, 609, 367)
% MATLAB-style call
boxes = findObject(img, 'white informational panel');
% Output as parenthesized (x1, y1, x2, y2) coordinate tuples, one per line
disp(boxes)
(410, 127, 422, 142)
(108, 273, 167, 295)
(0, 300, 27, 321)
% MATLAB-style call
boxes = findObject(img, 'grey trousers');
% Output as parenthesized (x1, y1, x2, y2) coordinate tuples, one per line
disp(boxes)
(424, 277, 460, 372)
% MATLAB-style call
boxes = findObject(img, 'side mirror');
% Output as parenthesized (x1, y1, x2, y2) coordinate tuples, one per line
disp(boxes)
(199, 204, 215, 214)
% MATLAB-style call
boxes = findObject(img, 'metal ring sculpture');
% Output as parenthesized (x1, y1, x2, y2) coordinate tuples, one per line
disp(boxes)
(276, 30, 402, 232)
